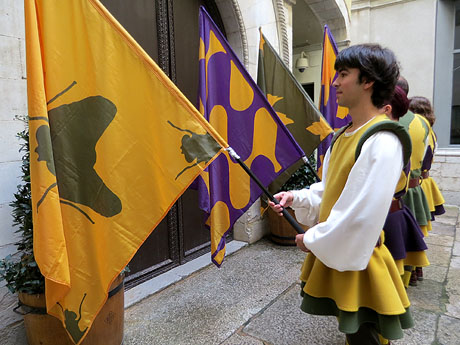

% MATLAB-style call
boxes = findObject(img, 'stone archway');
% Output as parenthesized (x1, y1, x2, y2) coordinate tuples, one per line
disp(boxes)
(215, 0, 249, 69)
(303, 0, 349, 42)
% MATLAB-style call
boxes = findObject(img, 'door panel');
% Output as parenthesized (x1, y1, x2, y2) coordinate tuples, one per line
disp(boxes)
(101, 0, 158, 62)
(99, 0, 231, 286)
(173, 0, 212, 260)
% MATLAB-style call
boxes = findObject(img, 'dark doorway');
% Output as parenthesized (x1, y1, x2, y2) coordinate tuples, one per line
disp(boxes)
(100, 0, 231, 288)
(302, 83, 314, 102)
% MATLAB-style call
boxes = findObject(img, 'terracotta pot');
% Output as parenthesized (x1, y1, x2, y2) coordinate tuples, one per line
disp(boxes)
(267, 207, 309, 246)
(18, 273, 124, 345)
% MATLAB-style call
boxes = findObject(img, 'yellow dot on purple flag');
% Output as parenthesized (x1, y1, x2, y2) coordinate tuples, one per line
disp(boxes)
(226, 150, 251, 210)
(209, 201, 231, 238)
(209, 105, 229, 141)
(229, 60, 254, 111)
(199, 97, 204, 115)
(206, 30, 226, 61)
(199, 38, 205, 61)
(336, 106, 349, 120)
(208, 200, 231, 266)
(244, 107, 282, 172)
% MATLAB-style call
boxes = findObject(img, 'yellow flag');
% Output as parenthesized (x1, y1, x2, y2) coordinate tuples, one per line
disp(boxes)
(25, 0, 227, 343)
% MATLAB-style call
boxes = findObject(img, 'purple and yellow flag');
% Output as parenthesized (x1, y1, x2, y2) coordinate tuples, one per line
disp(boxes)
(197, 7, 304, 266)
(25, 0, 227, 343)
(317, 25, 351, 176)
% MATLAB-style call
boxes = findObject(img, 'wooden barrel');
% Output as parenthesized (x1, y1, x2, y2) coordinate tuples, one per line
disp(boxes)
(267, 207, 308, 246)
(18, 273, 124, 345)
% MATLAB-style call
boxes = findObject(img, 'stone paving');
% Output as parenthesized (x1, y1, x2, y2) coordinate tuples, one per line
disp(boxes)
(2, 207, 459, 344)
(123, 206, 460, 345)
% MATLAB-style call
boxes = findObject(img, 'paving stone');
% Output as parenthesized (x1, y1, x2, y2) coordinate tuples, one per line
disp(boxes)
(425, 244, 452, 267)
(243, 284, 345, 345)
(446, 294, 460, 319)
(390, 310, 437, 345)
(221, 331, 265, 345)
(439, 206, 459, 219)
(437, 315, 460, 345)
(0, 321, 27, 345)
(422, 265, 448, 283)
(428, 222, 455, 237)
(123, 240, 306, 345)
(446, 256, 460, 295)
(434, 216, 458, 227)
(453, 241, 460, 257)
(424, 232, 454, 248)
(0, 287, 22, 327)
(406, 279, 444, 313)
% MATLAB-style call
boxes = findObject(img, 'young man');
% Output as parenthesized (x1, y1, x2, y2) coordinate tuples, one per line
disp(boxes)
(270, 44, 414, 344)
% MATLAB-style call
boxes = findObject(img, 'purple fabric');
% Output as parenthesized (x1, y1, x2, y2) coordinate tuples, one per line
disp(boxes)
(197, 7, 304, 266)
(421, 145, 433, 171)
(383, 203, 427, 261)
(394, 163, 411, 200)
(431, 205, 446, 221)
(317, 25, 351, 171)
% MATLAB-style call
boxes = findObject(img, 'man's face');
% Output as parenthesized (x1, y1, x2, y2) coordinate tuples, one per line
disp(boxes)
(332, 68, 363, 108)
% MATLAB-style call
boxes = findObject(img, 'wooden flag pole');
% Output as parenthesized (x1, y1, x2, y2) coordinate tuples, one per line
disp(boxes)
(225, 148, 305, 235)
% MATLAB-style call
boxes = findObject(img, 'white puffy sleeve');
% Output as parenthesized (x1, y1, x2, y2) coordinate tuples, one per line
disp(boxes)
(301, 131, 403, 272)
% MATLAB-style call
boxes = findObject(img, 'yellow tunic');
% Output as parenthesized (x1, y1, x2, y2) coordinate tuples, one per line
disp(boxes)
(400, 112, 432, 233)
(420, 122, 445, 212)
(300, 115, 410, 315)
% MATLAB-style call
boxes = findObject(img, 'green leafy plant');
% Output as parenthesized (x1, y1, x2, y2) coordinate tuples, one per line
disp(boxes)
(0, 126, 45, 295)
(279, 153, 317, 191)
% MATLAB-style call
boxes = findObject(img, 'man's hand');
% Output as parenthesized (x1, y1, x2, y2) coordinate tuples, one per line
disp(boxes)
(268, 191, 294, 216)
(295, 234, 310, 253)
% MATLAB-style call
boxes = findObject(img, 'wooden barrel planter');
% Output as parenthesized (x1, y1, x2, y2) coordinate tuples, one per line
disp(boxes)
(17, 273, 124, 345)
(267, 207, 308, 246)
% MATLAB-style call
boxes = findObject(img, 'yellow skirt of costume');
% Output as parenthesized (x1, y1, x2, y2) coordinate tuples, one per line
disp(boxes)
(421, 177, 445, 212)
(299, 233, 414, 340)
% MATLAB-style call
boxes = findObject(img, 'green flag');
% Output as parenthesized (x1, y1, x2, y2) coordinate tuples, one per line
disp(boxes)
(257, 29, 333, 192)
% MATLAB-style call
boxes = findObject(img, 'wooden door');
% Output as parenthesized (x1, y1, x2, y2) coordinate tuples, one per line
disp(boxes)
(100, 0, 231, 288)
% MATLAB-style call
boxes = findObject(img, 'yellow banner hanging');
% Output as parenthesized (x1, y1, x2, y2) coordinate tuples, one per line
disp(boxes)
(25, 0, 227, 343)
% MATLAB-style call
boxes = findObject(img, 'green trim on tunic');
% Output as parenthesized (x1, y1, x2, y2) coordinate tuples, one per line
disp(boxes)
(300, 284, 414, 340)
(402, 185, 431, 226)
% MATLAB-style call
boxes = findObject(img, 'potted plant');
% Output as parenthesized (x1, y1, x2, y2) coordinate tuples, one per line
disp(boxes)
(267, 154, 317, 245)
(0, 125, 125, 345)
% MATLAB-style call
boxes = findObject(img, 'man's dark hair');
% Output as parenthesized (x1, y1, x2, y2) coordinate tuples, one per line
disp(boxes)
(334, 44, 400, 108)
(397, 76, 409, 95)
(390, 86, 409, 120)
(409, 96, 435, 126)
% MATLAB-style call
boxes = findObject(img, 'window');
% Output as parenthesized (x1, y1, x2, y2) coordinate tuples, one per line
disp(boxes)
(451, 1, 460, 144)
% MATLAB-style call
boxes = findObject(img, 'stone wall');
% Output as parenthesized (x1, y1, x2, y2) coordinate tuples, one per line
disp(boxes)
(0, 0, 27, 260)
(0, 1, 29, 342)
(431, 151, 460, 207)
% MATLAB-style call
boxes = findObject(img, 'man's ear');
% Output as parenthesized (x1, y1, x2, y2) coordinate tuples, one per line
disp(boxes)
(362, 79, 375, 91)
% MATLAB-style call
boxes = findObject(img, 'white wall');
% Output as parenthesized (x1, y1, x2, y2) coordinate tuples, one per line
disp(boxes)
(0, 1, 30, 342)
(234, 0, 279, 77)
(292, 48, 323, 106)
(350, 0, 460, 206)
(0, 1, 27, 259)
(350, 0, 437, 100)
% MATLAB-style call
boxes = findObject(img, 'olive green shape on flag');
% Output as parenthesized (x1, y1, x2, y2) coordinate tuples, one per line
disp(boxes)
(35, 95, 122, 219)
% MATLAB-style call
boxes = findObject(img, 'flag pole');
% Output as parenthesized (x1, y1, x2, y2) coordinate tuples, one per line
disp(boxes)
(226, 148, 305, 235)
